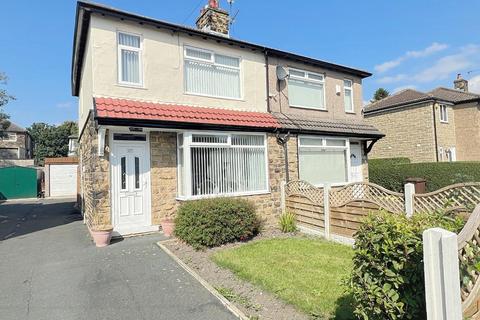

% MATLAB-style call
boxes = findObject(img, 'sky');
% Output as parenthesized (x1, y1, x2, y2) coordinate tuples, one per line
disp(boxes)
(1, 0, 479, 128)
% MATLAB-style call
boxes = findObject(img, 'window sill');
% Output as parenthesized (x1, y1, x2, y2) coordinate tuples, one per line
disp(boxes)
(115, 83, 147, 90)
(345, 111, 356, 114)
(184, 91, 245, 102)
(176, 190, 271, 201)
(290, 105, 328, 112)
(440, 120, 449, 124)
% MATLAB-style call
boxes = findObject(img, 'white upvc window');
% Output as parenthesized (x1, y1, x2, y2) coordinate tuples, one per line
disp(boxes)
(298, 136, 350, 186)
(438, 147, 444, 161)
(344, 79, 354, 113)
(177, 132, 268, 199)
(117, 32, 143, 86)
(184, 46, 242, 100)
(439, 104, 448, 123)
(446, 147, 456, 162)
(0, 133, 17, 141)
(288, 68, 326, 110)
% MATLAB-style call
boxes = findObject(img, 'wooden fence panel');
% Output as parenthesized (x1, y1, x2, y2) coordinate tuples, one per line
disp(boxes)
(330, 201, 382, 238)
(286, 194, 325, 232)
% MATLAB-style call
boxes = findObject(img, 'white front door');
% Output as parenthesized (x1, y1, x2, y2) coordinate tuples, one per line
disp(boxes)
(111, 135, 152, 234)
(349, 142, 363, 183)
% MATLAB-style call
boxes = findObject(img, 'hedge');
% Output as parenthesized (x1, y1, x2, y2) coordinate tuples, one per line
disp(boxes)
(348, 210, 465, 319)
(369, 158, 480, 192)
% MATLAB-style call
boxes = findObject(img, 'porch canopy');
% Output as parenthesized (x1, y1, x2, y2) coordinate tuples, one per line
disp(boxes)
(93, 97, 384, 139)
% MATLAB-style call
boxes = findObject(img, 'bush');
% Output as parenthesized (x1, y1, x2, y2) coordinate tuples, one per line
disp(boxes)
(174, 197, 260, 250)
(369, 158, 480, 192)
(348, 211, 464, 319)
(279, 211, 297, 233)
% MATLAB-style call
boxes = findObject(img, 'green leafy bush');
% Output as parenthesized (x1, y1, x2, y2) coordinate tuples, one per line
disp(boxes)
(369, 158, 480, 192)
(279, 211, 297, 233)
(174, 197, 260, 250)
(348, 211, 464, 319)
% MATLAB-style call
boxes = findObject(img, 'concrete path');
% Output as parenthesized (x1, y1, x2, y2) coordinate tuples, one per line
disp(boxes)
(0, 198, 237, 320)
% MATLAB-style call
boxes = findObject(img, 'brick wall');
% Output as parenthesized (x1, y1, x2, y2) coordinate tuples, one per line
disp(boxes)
(78, 114, 111, 228)
(365, 102, 437, 163)
(434, 102, 457, 160)
(454, 102, 480, 161)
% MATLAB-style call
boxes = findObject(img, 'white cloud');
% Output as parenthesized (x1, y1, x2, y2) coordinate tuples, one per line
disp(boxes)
(56, 102, 73, 109)
(412, 44, 480, 83)
(392, 85, 417, 93)
(469, 75, 480, 94)
(377, 74, 408, 84)
(374, 42, 448, 73)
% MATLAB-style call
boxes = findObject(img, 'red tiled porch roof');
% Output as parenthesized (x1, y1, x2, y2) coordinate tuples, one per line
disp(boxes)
(94, 97, 281, 129)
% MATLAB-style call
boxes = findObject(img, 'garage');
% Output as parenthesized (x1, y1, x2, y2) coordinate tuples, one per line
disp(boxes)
(0, 166, 38, 199)
(45, 157, 78, 197)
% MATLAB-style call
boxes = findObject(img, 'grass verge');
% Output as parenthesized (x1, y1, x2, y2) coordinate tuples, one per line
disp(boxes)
(212, 238, 354, 319)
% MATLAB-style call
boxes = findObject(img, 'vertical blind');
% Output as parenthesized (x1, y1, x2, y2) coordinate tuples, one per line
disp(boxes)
(184, 47, 241, 99)
(288, 69, 325, 109)
(118, 33, 141, 84)
(178, 133, 267, 198)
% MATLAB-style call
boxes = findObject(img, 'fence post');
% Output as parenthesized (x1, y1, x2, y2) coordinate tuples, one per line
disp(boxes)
(323, 184, 331, 240)
(423, 228, 462, 320)
(404, 183, 415, 217)
(280, 180, 286, 214)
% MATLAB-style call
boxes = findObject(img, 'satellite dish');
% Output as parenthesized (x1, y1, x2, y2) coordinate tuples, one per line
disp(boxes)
(276, 66, 289, 81)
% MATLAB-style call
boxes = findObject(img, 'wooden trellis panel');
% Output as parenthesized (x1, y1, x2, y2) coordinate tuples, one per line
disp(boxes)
(285, 180, 325, 233)
(457, 205, 480, 318)
(414, 183, 480, 214)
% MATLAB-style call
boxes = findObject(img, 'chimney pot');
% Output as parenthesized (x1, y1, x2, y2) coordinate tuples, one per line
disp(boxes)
(454, 73, 469, 92)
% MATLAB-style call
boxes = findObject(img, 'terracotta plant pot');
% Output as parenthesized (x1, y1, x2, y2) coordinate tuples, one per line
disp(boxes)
(90, 228, 113, 247)
(161, 219, 175, 237)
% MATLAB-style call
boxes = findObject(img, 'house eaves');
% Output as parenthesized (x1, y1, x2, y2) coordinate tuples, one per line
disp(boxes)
(71, 1, 372, 96)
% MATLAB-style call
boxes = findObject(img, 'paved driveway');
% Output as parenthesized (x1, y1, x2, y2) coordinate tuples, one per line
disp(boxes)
(0, 198, 237, 320)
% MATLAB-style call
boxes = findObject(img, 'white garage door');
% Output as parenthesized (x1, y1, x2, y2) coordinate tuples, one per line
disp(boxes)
(50, 164, 78, 197)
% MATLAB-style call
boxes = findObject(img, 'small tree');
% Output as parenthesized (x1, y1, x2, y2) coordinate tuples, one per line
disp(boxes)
(372, 88, 390, 102)
(0, 72, 15, 132)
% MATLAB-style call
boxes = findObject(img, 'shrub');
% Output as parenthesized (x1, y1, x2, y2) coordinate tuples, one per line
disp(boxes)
(348, 210, 464, 319)
(279, 211, 297, 233)
(174, 197, 260, 250)
(369, 158, 480, 192)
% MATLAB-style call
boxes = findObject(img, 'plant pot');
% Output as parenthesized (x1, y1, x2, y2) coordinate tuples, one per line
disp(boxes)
(161, 219, 175, 237)
(90, 228, 113, 247)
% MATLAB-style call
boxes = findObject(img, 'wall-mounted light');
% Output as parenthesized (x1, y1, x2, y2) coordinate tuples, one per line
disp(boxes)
(335, 85, 341, 95)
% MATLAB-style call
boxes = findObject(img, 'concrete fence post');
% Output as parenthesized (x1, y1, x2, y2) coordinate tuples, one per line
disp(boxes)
(323, 184, 331, 240)
(280, 180, 286, 214)
(423, 228, 462, 320)
(404, 183, 416, 217)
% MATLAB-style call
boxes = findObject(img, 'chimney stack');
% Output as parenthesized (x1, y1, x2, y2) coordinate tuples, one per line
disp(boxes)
(196, 0, 230, 36)
(454, 73, 469, 92)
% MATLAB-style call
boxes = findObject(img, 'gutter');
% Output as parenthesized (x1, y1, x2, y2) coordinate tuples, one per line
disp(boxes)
(264, 50, 271, 113)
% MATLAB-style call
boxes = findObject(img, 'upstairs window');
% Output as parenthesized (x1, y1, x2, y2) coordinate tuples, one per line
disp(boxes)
(118, 32, 142, 85)
(440, 104, 448, 123)
(184, 47, 241, 99)
(0, 133, 17, 141)
(177, 132, 268, 198)
(344, 79, 354, 112)
(288, 68, 325, 110)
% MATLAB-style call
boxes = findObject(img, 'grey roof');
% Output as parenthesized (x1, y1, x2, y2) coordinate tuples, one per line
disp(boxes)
(427, 87, 480, 104)
(272, 112, 384, 138)
(72, 1, 372, 96)
(3, 121, 27, 132)
(364, 87, 480, 114)
(364, 89, 433, 113)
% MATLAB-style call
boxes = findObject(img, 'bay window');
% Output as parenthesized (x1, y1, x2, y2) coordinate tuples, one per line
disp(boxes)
(177, 132, 268, 198)
(344, 79, 354, 112)
(288, 68, 325, 110)
(184, 47, 242, 99)
(118, 32, 142, 85)
(298, 136, 349, 185)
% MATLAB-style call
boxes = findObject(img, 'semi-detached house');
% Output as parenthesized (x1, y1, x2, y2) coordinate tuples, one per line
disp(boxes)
(72, 0, 383, 236)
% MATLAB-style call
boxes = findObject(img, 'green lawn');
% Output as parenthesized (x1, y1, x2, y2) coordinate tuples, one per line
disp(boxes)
(212, 238, 354, 319)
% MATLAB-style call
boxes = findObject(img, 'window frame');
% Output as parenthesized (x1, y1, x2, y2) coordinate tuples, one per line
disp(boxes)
(176, 130, 269, 200)
(1, 133, 17, 141)
(287, 67, 327, 111)
(183, 46, 243, 101)
(343, 79, 354, 113)
(439, 104, 448, 123)
(117, 31, 144, 87)
(297, 135, 352, 187)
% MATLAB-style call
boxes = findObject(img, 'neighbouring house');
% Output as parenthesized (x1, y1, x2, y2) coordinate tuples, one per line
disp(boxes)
(72, 1, 383, 235)
(364, 75, 480, 163)
(0, 121, 33, 161)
